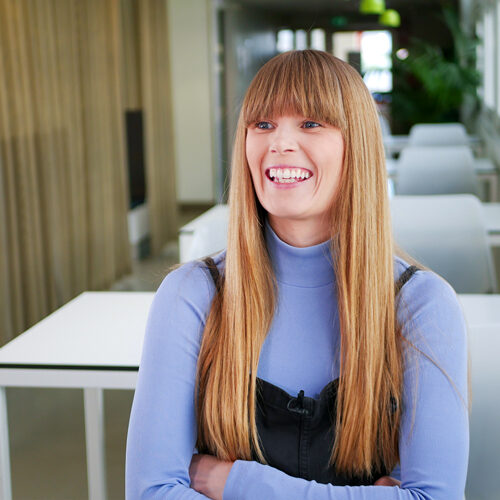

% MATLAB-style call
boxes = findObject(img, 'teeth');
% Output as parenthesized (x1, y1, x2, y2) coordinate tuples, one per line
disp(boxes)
(268, 168, 311, 182)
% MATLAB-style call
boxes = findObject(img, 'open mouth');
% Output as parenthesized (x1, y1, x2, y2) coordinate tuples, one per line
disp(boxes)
(265, 167, 313, 184)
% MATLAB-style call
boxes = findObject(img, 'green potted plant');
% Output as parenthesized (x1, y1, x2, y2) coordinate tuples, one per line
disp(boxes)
(391, 7, 480, 133)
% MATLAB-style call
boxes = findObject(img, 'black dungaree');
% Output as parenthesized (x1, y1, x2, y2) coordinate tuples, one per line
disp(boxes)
(203, 257, 418, 486)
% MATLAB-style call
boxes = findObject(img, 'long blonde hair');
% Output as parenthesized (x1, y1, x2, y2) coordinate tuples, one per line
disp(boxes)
(196, 50, 401, 478)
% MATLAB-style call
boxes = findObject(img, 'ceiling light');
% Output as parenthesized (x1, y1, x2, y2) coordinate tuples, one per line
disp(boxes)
(360, 0, 386, 15)
(380, 9, 401, 27)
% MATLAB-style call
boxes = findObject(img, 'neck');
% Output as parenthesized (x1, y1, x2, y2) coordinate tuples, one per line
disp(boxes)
(267, 214, 330, 247)
(264, 218, 335, 287)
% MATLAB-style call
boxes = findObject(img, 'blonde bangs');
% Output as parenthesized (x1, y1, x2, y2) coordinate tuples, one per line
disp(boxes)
(242, 50, 348, 130)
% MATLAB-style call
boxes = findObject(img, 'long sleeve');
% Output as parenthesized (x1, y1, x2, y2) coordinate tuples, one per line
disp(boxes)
(223, 270, 469, 500)
(126, 261, 216, 499)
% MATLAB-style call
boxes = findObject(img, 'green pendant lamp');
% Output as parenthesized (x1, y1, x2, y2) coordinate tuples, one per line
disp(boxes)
(379, 9, 401, 27)
(360, 0, 385, 14)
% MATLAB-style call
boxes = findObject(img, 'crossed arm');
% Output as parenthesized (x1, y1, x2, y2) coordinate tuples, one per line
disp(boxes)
(188, 454, 401, 499)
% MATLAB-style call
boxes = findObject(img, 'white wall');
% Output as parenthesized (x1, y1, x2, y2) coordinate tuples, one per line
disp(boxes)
(167, 0, 214, 203)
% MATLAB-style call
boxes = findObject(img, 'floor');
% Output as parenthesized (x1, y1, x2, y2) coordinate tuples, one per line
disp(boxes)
(7, 207, 207, 500)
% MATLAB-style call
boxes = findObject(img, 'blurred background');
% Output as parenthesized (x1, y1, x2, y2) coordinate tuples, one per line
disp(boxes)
(0, 0, 499, 498)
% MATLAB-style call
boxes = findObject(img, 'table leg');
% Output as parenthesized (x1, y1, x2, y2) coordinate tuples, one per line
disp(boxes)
(84, 388, 107, 500)
(0, 387, 12, 500)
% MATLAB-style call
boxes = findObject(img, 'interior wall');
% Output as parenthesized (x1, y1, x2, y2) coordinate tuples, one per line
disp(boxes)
(167, 0, 215, 204)
(222, 4, 278, 166)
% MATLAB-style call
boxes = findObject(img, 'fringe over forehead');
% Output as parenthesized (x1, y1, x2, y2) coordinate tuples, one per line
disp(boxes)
(242, 50, 358, 130)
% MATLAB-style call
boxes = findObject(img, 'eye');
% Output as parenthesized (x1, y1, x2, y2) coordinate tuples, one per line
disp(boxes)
(303, 120, 321, 129)
(255, 121, 274, 130)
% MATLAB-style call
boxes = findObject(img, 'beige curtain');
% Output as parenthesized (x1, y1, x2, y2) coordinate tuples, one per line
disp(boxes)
(137, 0, 178, 255)
(0, 0, 132, 345)
(121, 0, 178, 257)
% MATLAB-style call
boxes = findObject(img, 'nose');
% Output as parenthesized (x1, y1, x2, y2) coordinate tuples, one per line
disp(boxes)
(269, 128, 298, 154)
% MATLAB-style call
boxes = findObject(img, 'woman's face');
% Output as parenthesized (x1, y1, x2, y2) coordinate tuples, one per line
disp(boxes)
(246, 114, 345, 227)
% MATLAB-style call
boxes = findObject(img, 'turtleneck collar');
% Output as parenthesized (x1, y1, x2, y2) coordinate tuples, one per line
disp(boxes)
(264, 218, 336, 287)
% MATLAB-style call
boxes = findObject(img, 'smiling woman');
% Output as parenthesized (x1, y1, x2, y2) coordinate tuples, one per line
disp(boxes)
(126, 51, 468, 500)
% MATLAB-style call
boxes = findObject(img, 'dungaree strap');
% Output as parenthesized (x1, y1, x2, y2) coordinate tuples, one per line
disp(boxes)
(203, 256, 221, 293)
(203, 257, 419, 296)
(395, 265, 419, 295)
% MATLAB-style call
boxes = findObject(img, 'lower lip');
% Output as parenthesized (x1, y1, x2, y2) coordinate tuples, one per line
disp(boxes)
(266, 177, 311, 189)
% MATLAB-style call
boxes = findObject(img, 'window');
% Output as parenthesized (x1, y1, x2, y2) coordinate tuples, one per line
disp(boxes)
(483, 7, 495, 109)
(277, 29, 294, 52)
(310, 29, 326, 51)
(295, 29, 307, 50)
(476, 18, 484, 101)
(332, 30, 392, 92)
(361, 31, 392, 93)
(277, 28, 325, 52)
(496, 1, 500, 116)
(332, 31, 361, 62)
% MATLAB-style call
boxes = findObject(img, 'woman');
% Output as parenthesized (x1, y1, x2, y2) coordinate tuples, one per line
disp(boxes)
(126, 50, 468, 499)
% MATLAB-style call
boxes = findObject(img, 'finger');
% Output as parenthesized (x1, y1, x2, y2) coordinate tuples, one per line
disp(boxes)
(189, 455, 202, 480)
(374, 476, 401, 486)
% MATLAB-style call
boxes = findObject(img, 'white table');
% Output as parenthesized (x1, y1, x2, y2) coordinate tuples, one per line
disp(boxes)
(0, 292, 154, 500)
(1, 291, 499, 500)
(386, 158, 498, 201)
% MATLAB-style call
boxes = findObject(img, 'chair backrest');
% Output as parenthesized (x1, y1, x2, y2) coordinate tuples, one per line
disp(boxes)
(396, 146, 480, 196)
(179, 205, 229, 262)
(409, 122, 469, 147)
(391, 195, 497, 293)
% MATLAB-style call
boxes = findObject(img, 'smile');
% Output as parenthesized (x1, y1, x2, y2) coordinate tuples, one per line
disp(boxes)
(265, 167, 313, 184)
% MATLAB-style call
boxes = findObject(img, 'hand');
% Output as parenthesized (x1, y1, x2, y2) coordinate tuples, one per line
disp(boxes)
(189, 453, 234, 500)
(374, 476, 401, 487)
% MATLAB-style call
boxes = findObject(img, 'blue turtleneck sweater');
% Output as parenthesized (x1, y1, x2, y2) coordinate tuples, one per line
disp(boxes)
(126, 222, 468, 499)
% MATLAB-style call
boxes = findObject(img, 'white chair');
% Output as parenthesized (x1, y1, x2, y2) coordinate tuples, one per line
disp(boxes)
(179, 205, 229, 262)
(391, 195, 497, 293)
(408, 123, 469, 147)
(395, 146, 480, 196)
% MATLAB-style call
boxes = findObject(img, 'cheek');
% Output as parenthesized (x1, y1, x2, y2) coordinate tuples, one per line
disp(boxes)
(245, 137, 265, 182)
(324, 140, 344, 178)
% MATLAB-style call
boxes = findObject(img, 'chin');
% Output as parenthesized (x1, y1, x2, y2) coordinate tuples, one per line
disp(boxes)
(267, 210, 308, 221)
(260, 200, 309, 220)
